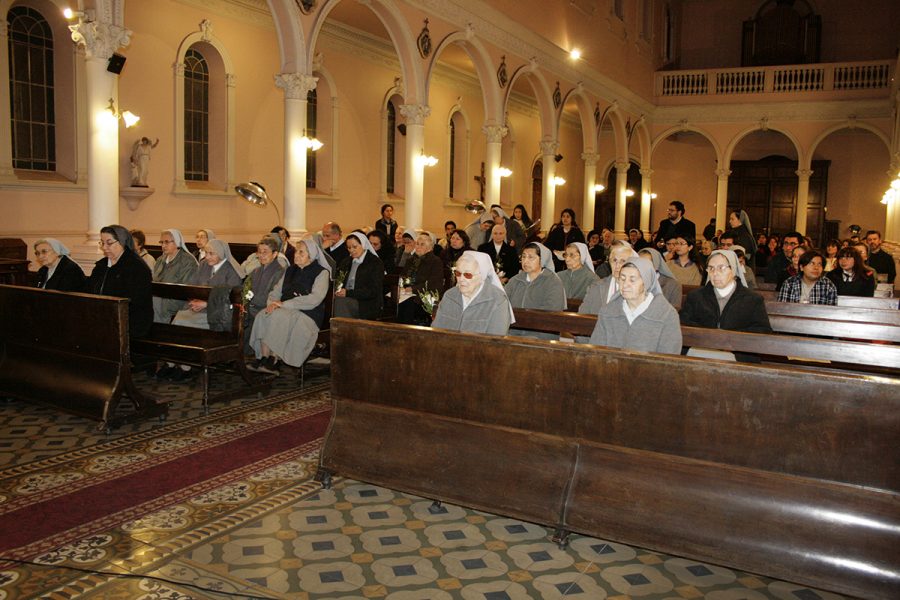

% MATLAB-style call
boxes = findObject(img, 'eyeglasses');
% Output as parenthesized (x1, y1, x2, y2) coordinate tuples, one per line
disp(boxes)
(159, 240, 175, 245)
(34, 249, 52, 256)
(452, 269, 477, 279)
(98, 239, 119, 248)
(706, 265, 731, 274)
(671, 240, 689, 246)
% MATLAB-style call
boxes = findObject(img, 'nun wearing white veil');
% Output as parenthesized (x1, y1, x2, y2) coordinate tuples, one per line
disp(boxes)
(432, 250, 512, 335)
(33, 238, 86, 291)
(333, 231, 385, 320)
(504, 242, 567, 339)
(557, 242, 600, 300)
(152, 228, 199, 323)
(248, 238, 332, 374)
(171, 239, 244, 330)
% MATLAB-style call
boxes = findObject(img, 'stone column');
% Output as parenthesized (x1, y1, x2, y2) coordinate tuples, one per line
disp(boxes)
(275, 73, 317, 235)
(795, 169, 813, 235)
(613, 161, 630, 237)
(483, 125, 507, 207)
(581, 153, 599, 232)
(884, 162, 900, 242)
(70, 21, 131, 241)
(639, 167, 653, 233)
(540, 140, 558, 233)
(715, 168, 731, 234)
(400, 104, 431, 230)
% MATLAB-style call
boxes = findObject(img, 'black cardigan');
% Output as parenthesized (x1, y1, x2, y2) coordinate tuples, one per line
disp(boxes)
(679, 282, 772, 333)
(826, 269, 875, 297)
(337, 252, 385, 320)
(476, 241, 520, 280)
(87, 250, 154, 337)
(37, 255, 87, 292)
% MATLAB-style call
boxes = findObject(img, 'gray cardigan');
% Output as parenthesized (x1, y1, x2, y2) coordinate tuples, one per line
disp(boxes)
(432, 284, 510, 336)
(589, 293, 682, 355)
(579, 277, 614, 315)
(504, 269, 567, 310)
(558, 267, 601, 301)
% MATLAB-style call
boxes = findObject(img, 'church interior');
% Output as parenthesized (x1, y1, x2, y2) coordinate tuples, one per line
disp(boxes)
(1, 0, 899, 598)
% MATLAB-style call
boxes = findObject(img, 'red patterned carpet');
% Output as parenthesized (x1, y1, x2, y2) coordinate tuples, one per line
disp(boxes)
(0, 387, 331, 560)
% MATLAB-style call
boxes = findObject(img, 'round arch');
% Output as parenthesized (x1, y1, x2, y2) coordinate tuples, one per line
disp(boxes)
(308, 0, 424, 104)
(651, 124, 723, 166)
(425, 32, 502, 125)
(597, 105, 628, 163)
(631, 119, 652, 168)
(558, 86, 598, 153)
(503, 64, 555, 140)
(806, 120, 891, 170)
(724, 124, 804, 167)
(265, 0, 306, 72)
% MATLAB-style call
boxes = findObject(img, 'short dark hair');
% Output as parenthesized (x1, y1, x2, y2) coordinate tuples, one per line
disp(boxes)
(865, 230, 882, 239)
(669, 201, 685, 214)
(380, 203, 393, 216)
(270, 226, 289, 238)
(798, 249, 824, 269)
(445, 220, 456, 228)
(129, 229, 146, 246)
(783, 231, 803, 243)
(718, 232, 735, 243)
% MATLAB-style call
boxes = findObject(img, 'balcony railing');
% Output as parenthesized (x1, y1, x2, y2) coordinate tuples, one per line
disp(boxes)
(656, 60, 893, 98)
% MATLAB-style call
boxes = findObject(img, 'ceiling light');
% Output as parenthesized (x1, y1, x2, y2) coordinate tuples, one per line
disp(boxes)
(569, 48, 581, 60)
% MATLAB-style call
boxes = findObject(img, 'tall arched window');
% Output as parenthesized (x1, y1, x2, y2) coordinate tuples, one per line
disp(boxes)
(386, 101, 396, 194)
(306, 88, 317, 189)
(8, 6, 54, 171)
(183, 47, 209, 181)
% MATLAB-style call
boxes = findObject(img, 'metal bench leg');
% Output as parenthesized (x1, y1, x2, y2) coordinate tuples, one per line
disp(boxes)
(551, 528, 571, 549)
(201, 366, 210, 414)
(314, 466, 333, 489)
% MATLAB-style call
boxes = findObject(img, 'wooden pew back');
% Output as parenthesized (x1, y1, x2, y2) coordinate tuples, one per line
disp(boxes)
(321, 319, 900, 599)
(0, 284, 165, 427)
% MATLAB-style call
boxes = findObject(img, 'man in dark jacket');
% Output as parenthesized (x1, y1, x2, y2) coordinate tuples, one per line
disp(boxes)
(865, 230, 895, 283)
(764, 231, 803, 284)
(652, 201, 696, 250)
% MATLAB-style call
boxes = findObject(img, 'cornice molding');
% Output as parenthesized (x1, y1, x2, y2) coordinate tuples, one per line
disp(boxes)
(174, 0, 273, 29)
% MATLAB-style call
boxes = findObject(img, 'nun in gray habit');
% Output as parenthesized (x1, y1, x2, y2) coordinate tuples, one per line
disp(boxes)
(637, 247, 683, 310)
(589, 257, 682, 355)
(172, 239, 245, 330)
(505, 242, 567, 339)
(152, 228, 199, 323)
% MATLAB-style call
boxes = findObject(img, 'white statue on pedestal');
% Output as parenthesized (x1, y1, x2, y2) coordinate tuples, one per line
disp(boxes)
(130, 137, 159, 187)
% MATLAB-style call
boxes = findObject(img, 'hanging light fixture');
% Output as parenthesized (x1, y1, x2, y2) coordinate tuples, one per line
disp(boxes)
(300, 130, 323, 151)
(416, 150, 438, 167)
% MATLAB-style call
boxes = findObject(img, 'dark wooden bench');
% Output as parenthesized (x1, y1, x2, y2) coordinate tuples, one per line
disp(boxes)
(318, 318, 900, 600)
(0, 284, 167, 429)
(131, 282, 269, 409)
(510, 308, 900, 375)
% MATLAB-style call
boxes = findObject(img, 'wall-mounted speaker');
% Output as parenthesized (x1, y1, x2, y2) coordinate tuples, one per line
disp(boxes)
(107, 53, 126, 75)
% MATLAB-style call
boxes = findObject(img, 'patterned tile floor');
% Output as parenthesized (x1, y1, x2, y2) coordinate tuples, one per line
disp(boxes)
(0, 364, 848, 600)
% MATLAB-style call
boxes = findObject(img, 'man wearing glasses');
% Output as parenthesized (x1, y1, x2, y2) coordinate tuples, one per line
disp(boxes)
(764, 231, 804, 284)
(652, 201, 696, 251)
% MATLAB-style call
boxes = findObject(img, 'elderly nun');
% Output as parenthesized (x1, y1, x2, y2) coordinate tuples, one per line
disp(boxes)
(637, 247, 683, 309)
(334, 231, 385, 320)
(589, 257, 682, 355)
(33, 238, 86, 292)
(398, 231, 445, 326)
(152, 228, 199, 323)
(87, 224, 154, 337)
(505, 242, 566, 339)
(558, 242, 600, 301)
(248, 237, 331, 375)
(432, 250, 512, 335)
(171, 239, 245, 330)
(579, 241, 639, 315)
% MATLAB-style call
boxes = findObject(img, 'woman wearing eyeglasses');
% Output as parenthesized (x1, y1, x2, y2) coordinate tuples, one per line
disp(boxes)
(87, 224, 154, 337)
(152, 229, 199, 323)
(432, 250, 512, 335)
(33, 238, 86, 292)
(504, 242, 566, 339)
(680, 250, 772, 334)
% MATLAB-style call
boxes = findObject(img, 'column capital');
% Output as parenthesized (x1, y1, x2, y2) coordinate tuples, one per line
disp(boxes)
(715, 168, 732, 179)
(482, 125, 508, 143)
(399, 104, 431, 125)
(70, 21, 131, 60)
(614, 161, 630, 173)
(639, 167, 654, 177)
(581, 152, 600, 166)
(539, 139, 559, 157)
(795, 169, 813, 180)
(275, 73, 317, 99)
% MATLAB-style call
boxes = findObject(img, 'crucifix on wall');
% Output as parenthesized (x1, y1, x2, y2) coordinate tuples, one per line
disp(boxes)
(474, 162, 486, 202)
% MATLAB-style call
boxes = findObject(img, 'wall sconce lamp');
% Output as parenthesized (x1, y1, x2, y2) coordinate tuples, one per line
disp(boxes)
(551, 176, 566, 187)
(882, 172, 900, 205)
(107, 98, 140, 128)
(235, 181, 282, 226)
(300, 130, 323, 151)
(496, 167, 512, 178)
(624, 189, 636, 197)
(416, 151, 438, 167)
(593, 184, 606, 193)
(569, 48, 581, 61)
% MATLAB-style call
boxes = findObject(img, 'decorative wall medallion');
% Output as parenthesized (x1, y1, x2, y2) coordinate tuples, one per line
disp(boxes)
(497, 55, 508, 88)
(417, 18, 432, 58)
(295, 0, 316, 15)
(553, 81, 562, 109)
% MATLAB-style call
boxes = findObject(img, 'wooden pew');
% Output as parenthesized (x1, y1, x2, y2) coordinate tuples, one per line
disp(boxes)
(318, 319, 900, 600)
(509, 308, 900, 375)
(0, 285, 168, 429)
(131, 282, 269, 409)
(682, 284, 899, 309)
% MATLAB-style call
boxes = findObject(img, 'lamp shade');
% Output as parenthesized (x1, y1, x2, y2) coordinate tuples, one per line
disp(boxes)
(235, 181, 268, 206)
